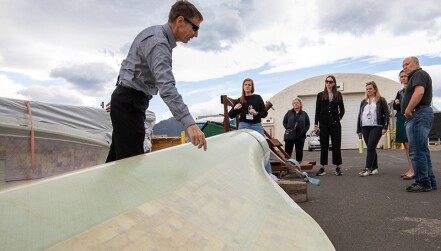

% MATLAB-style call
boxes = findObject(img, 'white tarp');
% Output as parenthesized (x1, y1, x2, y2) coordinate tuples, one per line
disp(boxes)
(0, 97, 113, 144)
(0, 97, 156, 147)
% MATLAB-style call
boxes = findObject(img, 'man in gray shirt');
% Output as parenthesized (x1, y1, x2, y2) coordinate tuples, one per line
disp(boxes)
(401, 56, 436, 192)
(106, 0, 207, 162)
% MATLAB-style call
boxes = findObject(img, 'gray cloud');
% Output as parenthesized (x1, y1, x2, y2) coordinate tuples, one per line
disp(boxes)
(316, 1, 441, 35)
(17, 86, 86, 105)
(0, 0, 261, 68)
(298, 37, 325, 48)
(182, 0, 292, 52)
(317, 1, 384, 34)
(9, 0, 167, 29)
(265, 43, 288, 53)
(183, 1, 251, 52)
(50, 62, 117, 96)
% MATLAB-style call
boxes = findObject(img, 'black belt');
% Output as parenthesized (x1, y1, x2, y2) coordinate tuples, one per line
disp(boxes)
(413, 105, 430, 112)
(117, 84, 152, 100)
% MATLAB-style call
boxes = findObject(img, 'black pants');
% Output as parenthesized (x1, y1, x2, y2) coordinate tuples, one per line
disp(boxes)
(361, 126, 382, 170)
(284, 138, 305, 161)
(319, 124, 342, 166)
(106, 85, 149, 163)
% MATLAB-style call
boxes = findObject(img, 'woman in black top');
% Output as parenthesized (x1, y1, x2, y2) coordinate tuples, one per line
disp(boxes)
(228, 78, 268, 127)
(314, 75, 345, 176)
(283, 97, 310, 161)
(228, 78, 272, 174)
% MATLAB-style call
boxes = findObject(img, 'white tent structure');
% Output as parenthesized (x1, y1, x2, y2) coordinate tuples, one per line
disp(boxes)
(0, 97, 112, 183)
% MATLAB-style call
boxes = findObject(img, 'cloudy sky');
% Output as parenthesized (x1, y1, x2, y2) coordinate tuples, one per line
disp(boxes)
(1, 0, 441, 122)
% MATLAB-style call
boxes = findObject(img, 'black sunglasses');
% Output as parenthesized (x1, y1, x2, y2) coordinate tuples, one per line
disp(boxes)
(325, 80, 335, 84)
(183, 17, 199, 32)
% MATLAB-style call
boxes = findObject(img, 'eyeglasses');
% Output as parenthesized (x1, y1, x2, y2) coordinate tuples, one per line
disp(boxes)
(183, 17, 199, 32)
(325, 80, 334, 84)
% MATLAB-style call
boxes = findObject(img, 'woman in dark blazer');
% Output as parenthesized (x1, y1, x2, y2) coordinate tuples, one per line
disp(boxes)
(357, 81, 390, 177)
(314, 75, 345, 176)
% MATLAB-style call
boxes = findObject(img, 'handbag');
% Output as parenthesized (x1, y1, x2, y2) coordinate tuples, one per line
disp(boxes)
(284, 128, 297, 142)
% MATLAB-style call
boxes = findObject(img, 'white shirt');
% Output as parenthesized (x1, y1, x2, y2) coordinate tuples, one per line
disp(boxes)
(361, 100, 379, 126)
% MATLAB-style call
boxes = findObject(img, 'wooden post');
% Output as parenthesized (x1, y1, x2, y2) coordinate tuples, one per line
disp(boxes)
(220, 95, 231, 132)
(220, 95, 239, 132)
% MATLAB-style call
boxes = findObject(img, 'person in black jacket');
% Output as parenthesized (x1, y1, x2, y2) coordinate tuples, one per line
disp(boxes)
(357, 81, 390, 177)
(228, 78, 273, 176)
(314, 75, 345, 176)
(283, 97, 310, 161)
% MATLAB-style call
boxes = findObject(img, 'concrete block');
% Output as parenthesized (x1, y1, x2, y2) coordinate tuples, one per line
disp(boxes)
(277, 179, 308, 203)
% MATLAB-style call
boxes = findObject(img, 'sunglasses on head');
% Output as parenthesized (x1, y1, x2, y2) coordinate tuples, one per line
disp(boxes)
(183, 17, 199, 32)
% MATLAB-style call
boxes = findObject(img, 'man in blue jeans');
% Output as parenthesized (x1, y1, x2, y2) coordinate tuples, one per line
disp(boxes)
(401, 56, 437, 192)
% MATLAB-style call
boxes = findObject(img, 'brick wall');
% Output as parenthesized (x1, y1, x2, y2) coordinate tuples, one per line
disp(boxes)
(0, 135, 106, 182)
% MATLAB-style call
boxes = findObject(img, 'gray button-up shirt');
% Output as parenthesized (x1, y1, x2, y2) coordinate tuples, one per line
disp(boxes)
(118, 23, 195, 127)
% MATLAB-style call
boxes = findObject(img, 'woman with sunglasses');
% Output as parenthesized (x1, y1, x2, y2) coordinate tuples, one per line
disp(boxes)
(393, 70, 414, 180)
(314, 75, 345, 176)
(357, 81, 390, 177)
(229, 78, 276, 179)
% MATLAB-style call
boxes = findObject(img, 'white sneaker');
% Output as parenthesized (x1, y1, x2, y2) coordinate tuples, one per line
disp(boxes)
(359, 170, 371, 177)
(316, 168, 326, 176)
(371, 169, 379, 175)
(270, 174, 280, 181)
(359, 169, 367, 175)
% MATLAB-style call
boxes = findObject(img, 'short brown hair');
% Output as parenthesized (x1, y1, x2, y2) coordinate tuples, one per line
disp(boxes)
(292, 97, 303, 110)
(168, 0, 203, 23)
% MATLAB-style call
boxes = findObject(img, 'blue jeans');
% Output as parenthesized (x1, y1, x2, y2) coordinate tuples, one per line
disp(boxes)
(405, 107, 437, 188)
(239, 122, 272, 173)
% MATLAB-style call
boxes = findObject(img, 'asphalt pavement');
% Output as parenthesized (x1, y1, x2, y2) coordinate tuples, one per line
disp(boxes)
(298, 148, 441, 251)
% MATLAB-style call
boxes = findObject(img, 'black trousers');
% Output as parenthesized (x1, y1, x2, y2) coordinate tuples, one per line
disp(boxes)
(106, 85, 149, 163)
(361, 126, 382, 170)
(284, 138, 305, 161)
(319, 124, 342, 166)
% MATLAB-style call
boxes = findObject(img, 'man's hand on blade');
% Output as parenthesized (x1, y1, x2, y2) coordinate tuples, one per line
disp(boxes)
(187, 124, 207, 151)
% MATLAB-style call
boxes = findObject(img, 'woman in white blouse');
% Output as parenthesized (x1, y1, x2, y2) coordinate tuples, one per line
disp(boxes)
(356, 81, 390, 177)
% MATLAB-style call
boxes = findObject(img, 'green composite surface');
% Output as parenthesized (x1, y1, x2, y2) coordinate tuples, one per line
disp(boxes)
(0, 130, 334, 251)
